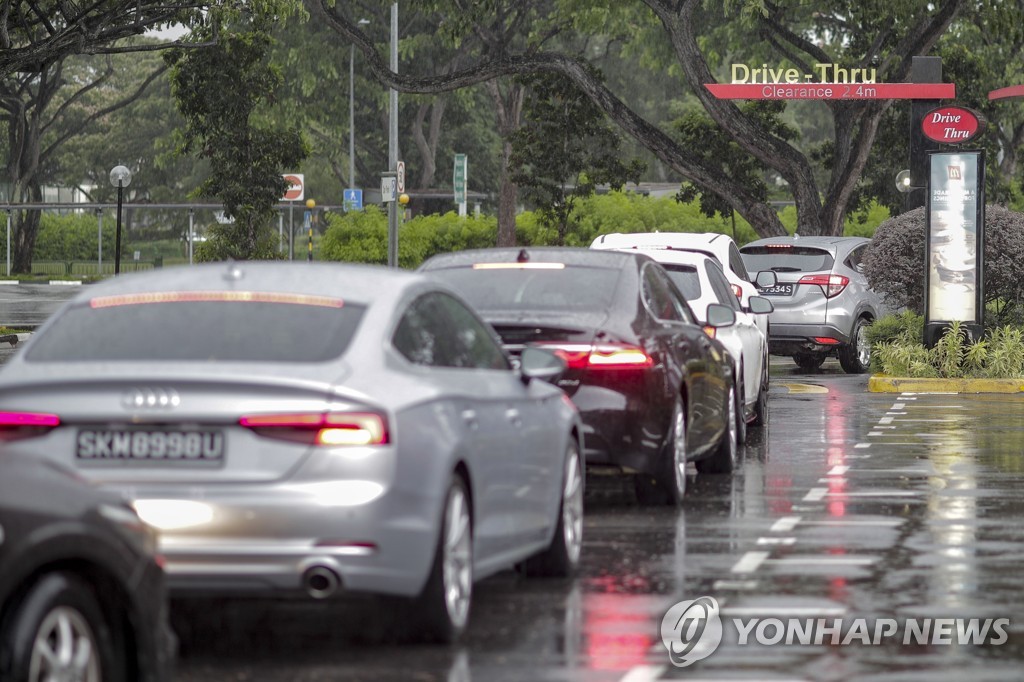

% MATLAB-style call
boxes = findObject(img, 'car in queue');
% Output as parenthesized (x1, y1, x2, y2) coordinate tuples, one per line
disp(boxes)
(589, 231, 768, 337)
(739, 236, 886, 373)
(0, 452, 174, 682)
(0, 262, 584, 643)
(419, 247, 740, 506)
(592, 246, 773, 436)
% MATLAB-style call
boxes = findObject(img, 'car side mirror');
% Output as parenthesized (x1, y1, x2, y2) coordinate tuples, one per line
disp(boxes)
(519, 347, 566, 385)
(747, 295, 774, 314)
(706, 303, 736, 328)
(755, 270, 778, 288)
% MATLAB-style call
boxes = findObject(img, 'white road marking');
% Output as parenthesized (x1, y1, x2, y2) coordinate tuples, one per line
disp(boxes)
(713, 579, 759, 590)
(827, 465, 849, 476)
(757, 537, 796, 546)
(619, 665, 667, 682)
(731, 551, 770, 574)
(768, 556, 877, 566)
(868, 431, 883, 436)
(893, 402, 906, 409)
(803, 488, 828, 501)
(879, 416, 894, 424)
(855, 443, 871, 449)
(770, 516, 802, 532)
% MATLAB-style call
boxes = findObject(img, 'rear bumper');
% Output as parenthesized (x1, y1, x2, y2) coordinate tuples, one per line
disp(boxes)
(767, 322, 852, 355)
(570, 383, 667, 476)
(128, 482, 441, 601)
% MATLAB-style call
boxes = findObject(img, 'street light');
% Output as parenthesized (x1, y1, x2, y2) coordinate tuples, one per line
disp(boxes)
(350, 18, 370, 189)
(109, 165, 132, 275)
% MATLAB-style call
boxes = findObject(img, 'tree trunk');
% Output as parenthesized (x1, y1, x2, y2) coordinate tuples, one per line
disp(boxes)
(485, 79, 525, 247)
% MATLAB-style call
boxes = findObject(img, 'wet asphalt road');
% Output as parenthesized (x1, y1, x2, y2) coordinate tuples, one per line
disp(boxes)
(0, 281, 82, 329)
(2, 288, 1021, 680)
(167, 360, 1024, 682)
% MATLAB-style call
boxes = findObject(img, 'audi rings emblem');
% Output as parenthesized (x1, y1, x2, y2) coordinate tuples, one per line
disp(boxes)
(122, 388, 181, 410)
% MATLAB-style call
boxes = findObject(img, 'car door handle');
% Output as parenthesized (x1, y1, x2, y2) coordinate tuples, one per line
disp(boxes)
(461, 409, 479, 430)
(505, 408, 522, 427)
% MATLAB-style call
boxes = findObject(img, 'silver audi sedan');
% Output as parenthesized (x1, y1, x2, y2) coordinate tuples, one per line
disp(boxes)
(0, 261, 584, 642)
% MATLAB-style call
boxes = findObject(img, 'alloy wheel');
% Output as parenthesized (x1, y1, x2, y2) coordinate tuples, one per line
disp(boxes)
(562, 449, 584, 565)
(442, 487, 472, 631)
(29, 606, 101, 682)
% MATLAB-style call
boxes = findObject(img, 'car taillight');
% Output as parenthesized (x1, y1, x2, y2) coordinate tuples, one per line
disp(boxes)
(536, 343, 653, 370)
(730, 283, 742, 299)
(239, 412, 389, 446)
(814, 337, 841, 345)
(0, 411, 61, 442)
(798, 274, 849, 298)
(702, 326, 717, 339)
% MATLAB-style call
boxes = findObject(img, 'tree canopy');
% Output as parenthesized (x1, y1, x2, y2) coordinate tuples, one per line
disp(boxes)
(317, 0, 1006, 238)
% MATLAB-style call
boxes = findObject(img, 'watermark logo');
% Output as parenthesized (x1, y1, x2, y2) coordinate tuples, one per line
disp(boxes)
(661, 595, 1010, 667)
(660, 596, 723, 667)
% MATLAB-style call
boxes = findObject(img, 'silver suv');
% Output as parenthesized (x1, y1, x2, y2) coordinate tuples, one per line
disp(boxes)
(739, 236, 886, 373)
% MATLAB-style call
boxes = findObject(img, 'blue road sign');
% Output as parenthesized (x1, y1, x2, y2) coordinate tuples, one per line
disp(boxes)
(343, 189, 363, 211)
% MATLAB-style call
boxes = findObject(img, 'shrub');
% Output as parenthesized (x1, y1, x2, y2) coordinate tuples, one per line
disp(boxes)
(33, 213, 115, 261)
(862, 205, 1024, 323)
(874, 322, 1024, 378)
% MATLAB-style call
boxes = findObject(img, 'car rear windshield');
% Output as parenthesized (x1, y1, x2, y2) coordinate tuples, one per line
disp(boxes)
(659, 264, 702, 300)
(428, 265, 621, 313)
(740, 245, 835, 273)
(26, 294, 367, 363)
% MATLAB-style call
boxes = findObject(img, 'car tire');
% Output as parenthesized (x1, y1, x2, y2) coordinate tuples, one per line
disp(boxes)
(697, 382, 738, 474)
(1, 572, 124, 682)
(752, 368, 770, 427)
(415, 475, 473, 643)
(793, 352, 826, 372)
(838, 317, 872, 374)
(635, 398, 687, 506)
(523, 439, 584, 576)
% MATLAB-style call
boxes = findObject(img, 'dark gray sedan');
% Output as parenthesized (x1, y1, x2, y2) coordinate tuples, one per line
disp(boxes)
(0, 262, 584, 642)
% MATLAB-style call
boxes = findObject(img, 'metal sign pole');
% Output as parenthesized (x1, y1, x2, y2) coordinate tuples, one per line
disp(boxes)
(188, 209, 194, 265)
(96, 209, 102, 274)
(5, 210, 10, 277)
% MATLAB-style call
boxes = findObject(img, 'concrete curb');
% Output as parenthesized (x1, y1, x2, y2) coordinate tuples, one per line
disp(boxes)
(869, 375, 1024, 394)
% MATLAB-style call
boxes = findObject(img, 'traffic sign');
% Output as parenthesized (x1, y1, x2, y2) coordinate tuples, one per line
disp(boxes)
(282, 174, 304, 201)
(396, 161, 406, 193)
(381, 176, 397, 203)
(343, 189, 363, 211)
(453, 153, 467, 205)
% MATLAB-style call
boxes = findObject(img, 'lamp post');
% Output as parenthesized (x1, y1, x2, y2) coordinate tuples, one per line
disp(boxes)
(109, 165, 132, 275)
(350, 18, 370, 188)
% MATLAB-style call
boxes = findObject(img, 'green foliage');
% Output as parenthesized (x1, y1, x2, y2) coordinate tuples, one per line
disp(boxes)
(508, 72, 645, 245)
(874, 322, 1024, 379)
(166, 21, 309, 261)
(863, 205, 1024, 324)
(320, 208, 497, 269)
(32, 213, 115, 261)
(673, 101, 794, 220)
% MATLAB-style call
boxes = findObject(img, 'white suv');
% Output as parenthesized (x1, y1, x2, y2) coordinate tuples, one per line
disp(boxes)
(591, 232, 767, 338)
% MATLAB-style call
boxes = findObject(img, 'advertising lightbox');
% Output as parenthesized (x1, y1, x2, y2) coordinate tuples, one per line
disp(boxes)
(923, 150, 985, 346)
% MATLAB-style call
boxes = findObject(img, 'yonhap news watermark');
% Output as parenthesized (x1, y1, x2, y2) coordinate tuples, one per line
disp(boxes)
(661, 596, 1010, 668)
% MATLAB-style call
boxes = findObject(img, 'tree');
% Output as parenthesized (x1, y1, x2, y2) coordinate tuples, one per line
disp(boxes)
(0, 0, 206, 78)
(165, 21, 310, 260)
(508, 72, 644, 244)
(317, 0, 970, 238)
(1, 45, 168, 273)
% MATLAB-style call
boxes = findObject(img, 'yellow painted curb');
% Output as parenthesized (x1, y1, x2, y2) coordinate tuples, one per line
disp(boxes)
(869, 375, 1024, 393)
(777, 382, 829, 394)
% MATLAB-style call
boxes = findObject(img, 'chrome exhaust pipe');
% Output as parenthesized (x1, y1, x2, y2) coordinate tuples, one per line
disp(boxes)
(303, 565, 342, 599)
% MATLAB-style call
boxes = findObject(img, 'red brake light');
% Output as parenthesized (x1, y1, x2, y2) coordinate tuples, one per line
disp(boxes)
(536, 343, 653, 370)
(239, 412, 389, 446)
(0, 411, 61, 442)
(798, 274, 849, 298)
(813, 337, 841, 345)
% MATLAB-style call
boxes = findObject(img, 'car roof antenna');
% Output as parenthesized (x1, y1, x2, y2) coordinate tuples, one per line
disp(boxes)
(517, 249, 530, 263)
